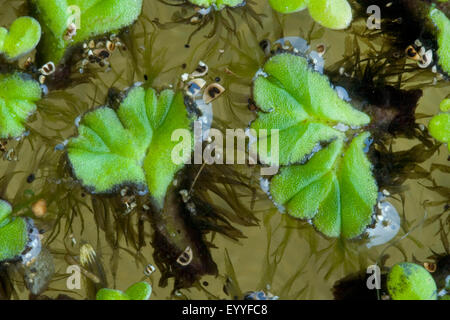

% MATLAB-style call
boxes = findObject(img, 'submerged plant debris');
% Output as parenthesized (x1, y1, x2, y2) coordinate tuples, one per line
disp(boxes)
(0, 0, 448, 302)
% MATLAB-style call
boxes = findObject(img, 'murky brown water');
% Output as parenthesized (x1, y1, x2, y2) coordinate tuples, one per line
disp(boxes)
(0, 0, 448, 300)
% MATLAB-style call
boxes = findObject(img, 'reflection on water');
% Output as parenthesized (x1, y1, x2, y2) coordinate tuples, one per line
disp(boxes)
(0, 0, 448, 300)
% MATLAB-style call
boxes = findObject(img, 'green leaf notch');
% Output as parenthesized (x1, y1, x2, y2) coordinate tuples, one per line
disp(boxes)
(0, 200, 28, 262)
(30, 0, 143, 64)
(188, 0, 245, 10)
(429, 98, 450, 152)
(67, 86, 194, 209)
(250, 53, 377, 239)
(387, 263, 438, 300)
(268, 0, 353, 30)
(96, 282, 152, 300)
(430, 7, 450, 74)
(0, 73, 42, 139)
(0, 17, 41, 61)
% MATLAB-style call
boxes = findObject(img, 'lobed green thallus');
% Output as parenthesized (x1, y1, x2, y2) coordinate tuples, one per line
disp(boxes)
(0, 16, 41, 60)
(268, 0, 353, 30)
(0, 200, 28, 262)
(0, 73, 42, 139)
(67, 86, 194, 209)
(387, 263, 437, 300)
(96, 282, 152, 300)
(250, 53, 378, 239)
(31, 0, 143, 64)
(429, 98, 450, 152)
(189, 0, 245, 9)
(430, 7, 450, 74)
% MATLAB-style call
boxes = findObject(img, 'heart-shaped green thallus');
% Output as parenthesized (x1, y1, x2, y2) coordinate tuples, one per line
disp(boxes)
(268, 0, 353, 30)
(96, 282, 152, 300)
(0, 17, 41, 61)
(31, 0, 143, 64)
(67, 85, 193, 209)
(0, 73, 42, 139)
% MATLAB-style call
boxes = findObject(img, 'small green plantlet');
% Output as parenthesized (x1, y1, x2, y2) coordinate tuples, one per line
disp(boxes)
(251, 53, 377, 239)
(31, 0, 143, 64)
(188, 0, 245, 10)
(441, 98, 450, 112)
(430, 7, 450, 74)
(67, 85, 194, 209)
(268, 0, 353, 30)
(0, 16, 41, 61)
(0, 73, 42, 139)
(429, 98, 450, 152)
(268, 0, 307, 13)
(0, 200, 28, 262)
(96, 282, 152, 300)
(429, 113, 450, 152)
(387, 263, 438, 300)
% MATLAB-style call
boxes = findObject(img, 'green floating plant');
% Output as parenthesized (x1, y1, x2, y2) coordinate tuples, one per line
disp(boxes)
(67, 86, 193, 208)
(440, 98, 450, 112)
(268, 0, 353, 30)
(31, 0, 143, 64)
(430, 7, 450, 74)
(251, 53, 377, 239)
(0, 73, 42, 139)
(429, 98, 450, 152)
(0, 16, 41, 61)
(0, 200, 28, 262)
(268, 0, 307, 13)
(188, 0, 245, 10)
(387, 263, 437, 300)
(96, 282, 152, 300)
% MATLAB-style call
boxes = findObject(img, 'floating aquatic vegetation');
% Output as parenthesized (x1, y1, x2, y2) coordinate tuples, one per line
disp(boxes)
(30, 0, 143, 64)
(0, 199, 41, 264)
(430, 7, 450, 74)
(67, 85, 194, 208)
(387, 262, 437, 300)
(96, 281, 152, 300)
(0, 199, 27, 262)
(429, 98, 450, 152)
(268, 0, 307, 14)
(0, 0, 448, 302)
(250, 53, 377, 239)
(188, 0, 245, 10)
(0, 16, 41, 61)
(269, 0, 353, 30)
(333, 228, 450, 300)
(0, 73, 42, 139)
